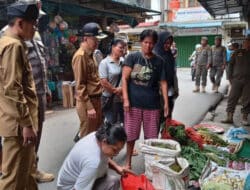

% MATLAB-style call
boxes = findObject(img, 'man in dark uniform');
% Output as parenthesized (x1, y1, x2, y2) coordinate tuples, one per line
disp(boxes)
(0, 1, 39, 189)
(210, 36, 226, 93)
(222, 36, 250, 126)
(193, 36, 212, 93)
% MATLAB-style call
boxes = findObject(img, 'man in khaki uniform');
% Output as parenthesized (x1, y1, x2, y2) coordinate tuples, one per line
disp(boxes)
(193, 37, 212, 93)
(222, 36, 250, 126)
(72, 22, 107, 141)
(210, 36, 226, 93)
(0, 2, 39, 189)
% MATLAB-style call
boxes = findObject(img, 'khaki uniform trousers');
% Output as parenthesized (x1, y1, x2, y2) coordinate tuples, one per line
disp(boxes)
(210, 66, 224, 86)
(0, 134, 37, 190)
(227, 79, 250, 114)
(76, 97, 102, 138)
(195, 65, 208, 87)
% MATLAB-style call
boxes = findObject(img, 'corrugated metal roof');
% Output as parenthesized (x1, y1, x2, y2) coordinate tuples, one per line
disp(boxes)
(198, 0, 250, 21)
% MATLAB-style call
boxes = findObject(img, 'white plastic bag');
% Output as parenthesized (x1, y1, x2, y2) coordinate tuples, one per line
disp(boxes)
(151, 158, 190, 190)
(139, 139, 181, 157)
(139, 139, 181, 179)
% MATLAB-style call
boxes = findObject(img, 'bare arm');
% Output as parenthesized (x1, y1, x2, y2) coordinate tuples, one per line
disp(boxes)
(122, 66, 132, 112)
(160, 80, 169, 117)
(100, 79, 121, 95)
(108, 158, 136, 176)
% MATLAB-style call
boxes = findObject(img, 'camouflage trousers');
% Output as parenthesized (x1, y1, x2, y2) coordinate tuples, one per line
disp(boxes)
(195, 65, 208, 87)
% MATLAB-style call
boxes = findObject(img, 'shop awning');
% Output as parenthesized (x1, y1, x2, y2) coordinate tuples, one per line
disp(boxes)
(198, 0, 250, 21)
(42, 0, 161, 27)
(159, 21, 223, 29)
(42, 0, 139, 26)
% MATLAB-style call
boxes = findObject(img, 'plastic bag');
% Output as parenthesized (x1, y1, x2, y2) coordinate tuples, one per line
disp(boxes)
(201, 167, 249, 190)
(151, 158, 189, 190)
(121, 174, 155, 190)
(139, 139, 181, 179)
(139, 139, 181, 157)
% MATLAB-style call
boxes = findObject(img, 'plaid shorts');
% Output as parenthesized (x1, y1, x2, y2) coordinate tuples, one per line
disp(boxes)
(124, 107, 160, 142)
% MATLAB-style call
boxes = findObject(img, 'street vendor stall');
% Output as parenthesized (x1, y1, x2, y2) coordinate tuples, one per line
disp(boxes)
(137, 119, 250, 190)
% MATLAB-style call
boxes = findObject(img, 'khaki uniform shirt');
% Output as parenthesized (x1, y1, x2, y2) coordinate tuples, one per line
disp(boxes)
(72, 47, 102, 110)
(211, 45, 226, 67)
(195, 45, 212, 66)
(229, 49, 250, 80)
(0, 30, 38, 137)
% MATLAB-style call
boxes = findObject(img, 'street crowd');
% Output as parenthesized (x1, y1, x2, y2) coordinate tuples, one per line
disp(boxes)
(0, 0, 250, 190)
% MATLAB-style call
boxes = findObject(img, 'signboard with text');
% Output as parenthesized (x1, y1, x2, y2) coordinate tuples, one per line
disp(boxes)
(175, 27, 219, 36)
(173, 7, 212, 22)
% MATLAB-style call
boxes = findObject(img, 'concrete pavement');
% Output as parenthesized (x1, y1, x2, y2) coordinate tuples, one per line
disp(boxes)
(38, 68, 227, 189)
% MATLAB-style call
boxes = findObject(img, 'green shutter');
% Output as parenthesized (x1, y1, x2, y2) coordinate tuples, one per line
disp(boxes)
(174, 35, 219, 67)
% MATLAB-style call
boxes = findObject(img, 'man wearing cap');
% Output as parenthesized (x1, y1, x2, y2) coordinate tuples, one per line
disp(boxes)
(222, 36, 250, 126)
(193, 36, 212, 93)
(210, 36, 226, 93)
(0, 1, 39, 189)
(72, 22, 107, 141)
(0, 0, 55, 183)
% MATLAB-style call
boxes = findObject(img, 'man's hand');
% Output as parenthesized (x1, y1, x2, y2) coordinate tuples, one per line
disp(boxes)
(87, 108, 96, 119)
(23, 127, 37, 146)
(123, 99, 130, 112)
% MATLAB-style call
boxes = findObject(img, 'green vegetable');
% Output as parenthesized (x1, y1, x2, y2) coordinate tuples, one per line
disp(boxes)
(197, 128, 228, 147)
(205, 152, 226, 166)
(169, 162, 182, 172)
(151, 142, 176, 150)
(203, 145, 240, 161)
(181, 145, 208, 180)
(168, 125, 188, 145)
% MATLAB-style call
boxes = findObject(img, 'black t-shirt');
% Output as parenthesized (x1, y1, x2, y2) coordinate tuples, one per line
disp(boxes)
(124, 51, 166, 109)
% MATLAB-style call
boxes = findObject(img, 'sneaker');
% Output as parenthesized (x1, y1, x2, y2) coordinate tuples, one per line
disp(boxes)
(35, 170, 54, 183)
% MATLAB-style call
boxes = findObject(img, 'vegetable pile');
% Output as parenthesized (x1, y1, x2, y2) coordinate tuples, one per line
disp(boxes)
(197, 128, 228, 147)
(151, 142, 176, 150)
(181, 144, 208, 180)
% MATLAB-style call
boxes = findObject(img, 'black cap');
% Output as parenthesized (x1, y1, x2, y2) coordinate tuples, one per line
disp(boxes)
(78, 22, 107, 39)
(7, 1, 39, 21)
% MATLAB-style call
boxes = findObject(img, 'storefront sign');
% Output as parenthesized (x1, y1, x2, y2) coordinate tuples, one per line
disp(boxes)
(175, 27, 219, 36)
(173, 7, 212, 22)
